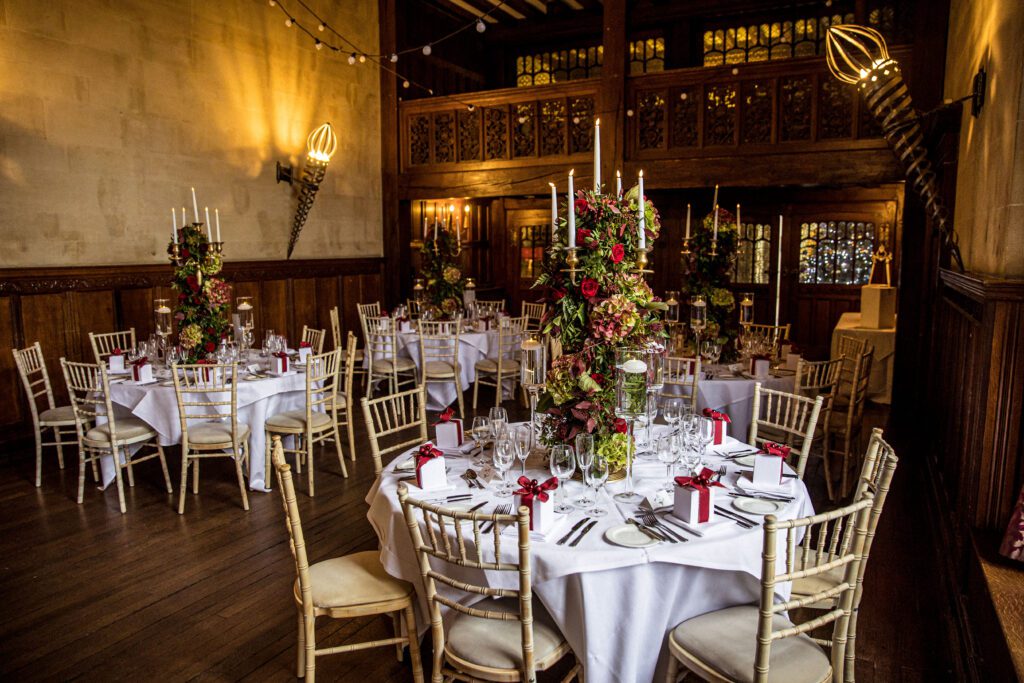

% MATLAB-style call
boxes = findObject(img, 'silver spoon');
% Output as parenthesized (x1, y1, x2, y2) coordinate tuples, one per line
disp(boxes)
(465, 468, 483, 489)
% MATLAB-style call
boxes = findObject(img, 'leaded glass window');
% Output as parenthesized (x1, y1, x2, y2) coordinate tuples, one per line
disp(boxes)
(516, 46, 603, 87)
(519, 224, 550, 280)
(702, 12, 856, 66)
(799, 220, 876, 285)
(733, 222, 772, 284)
(630, 38, 665, 74)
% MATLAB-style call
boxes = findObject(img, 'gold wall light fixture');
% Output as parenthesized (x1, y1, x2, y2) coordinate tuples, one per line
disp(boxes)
(276, 122, 338, 259)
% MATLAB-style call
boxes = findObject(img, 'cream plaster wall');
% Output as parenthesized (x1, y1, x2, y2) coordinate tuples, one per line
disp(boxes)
(945, 0, 1024, 276)
(0, 0, 382, 266)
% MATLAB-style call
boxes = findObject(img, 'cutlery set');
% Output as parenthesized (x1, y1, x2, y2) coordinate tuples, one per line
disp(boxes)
(556, 517, 598, 546)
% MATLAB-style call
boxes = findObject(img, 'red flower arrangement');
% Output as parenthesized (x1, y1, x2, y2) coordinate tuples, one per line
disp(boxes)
(610, 243, 625, 263)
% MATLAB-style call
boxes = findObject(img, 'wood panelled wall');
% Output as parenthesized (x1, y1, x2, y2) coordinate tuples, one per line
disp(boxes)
(0, 258, 385, 444)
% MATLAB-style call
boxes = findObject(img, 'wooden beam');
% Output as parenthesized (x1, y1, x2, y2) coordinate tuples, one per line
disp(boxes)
(483, 0, 526, 20)
(443, 0, 499, 23)
(380, 0, 403, 307)
(600, 0, 626, 187)
(522, 0, 547, 13)
(561, 0, 584, 9)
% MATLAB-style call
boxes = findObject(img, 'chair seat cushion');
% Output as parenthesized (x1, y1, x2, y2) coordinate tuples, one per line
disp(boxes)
(266, 410, 333, 431)
(84, 417, 156, 445)
(188, 421, 251, 445)
(39, 405, 76, 425)
(791, 564, 846, 607)
(373, 358, 416, 373)
(304, 551, 412, 609)
(424, 360, 457, 378)
(670, 605, 831, 683)
(445, 597, 567, 672)
(474, 358, 520, 374)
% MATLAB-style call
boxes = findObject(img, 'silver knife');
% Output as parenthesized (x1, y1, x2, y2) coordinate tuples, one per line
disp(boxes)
(569, 520, 599, 546)
(629, 519, 669, 543)
(557, 518, 591, 545)
(659, 514, 704, 537)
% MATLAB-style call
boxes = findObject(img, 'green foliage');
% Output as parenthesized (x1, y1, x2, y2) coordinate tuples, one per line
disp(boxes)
(167, 225, 231, 363)
(680, 207, 740, 359)
(420, 227, 465, 317)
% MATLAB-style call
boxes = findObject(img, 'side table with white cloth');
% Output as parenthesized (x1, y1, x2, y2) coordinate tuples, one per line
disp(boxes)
(106, 362, 308, 491)
(366, 425, 814, 683)
(830, 312, 895, 404)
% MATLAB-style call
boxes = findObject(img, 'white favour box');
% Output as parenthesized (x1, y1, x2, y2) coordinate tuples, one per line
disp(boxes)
(753, 453, 785, 486)
(199, 366, 224, 385)
(515, 493, 555, 533)
(751, 357, 771, 379)
(415, 454, 448, 491)
(785, 353, 801, 370)
(132, 363, 153, 383)
(673, 484, 717, 525)
(272, 355, 290, 375)
(109, 354, 125, 373)
(435, 419, 464, 449)
(860, 284, 896, 329)
(298, 346, 313, 363)
(704, 416, 728, 445)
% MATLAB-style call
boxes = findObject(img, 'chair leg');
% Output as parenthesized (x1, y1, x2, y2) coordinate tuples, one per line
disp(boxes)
(235, 443, 250, 511)
(844, 605, 859, 683)
(665, 650, 680, 683)
(296, 609, 306, 678)
(495, 374, 502, 408)
(264, 431, 273, 490)
(77, 448, 88, 504)
(455, 380, 464, 421)
(192, 455, 199, 494)
(403, 604, 424, 683)
(157, 444, 172, 493)
(472, 372, 480, 410)
(391, 612, 404, 661)
(333, 426, 348, 478)
(90, 446, 99, 482)
(33, 427, 43, 487)
(125, 447, 136, 487)
(303, 612, 316, 682)
(54, 428, 66, 469)
(306, 433, 315, 497)
(346, 412, 356, 462)
(178, 451, 190, 514)
(112, 453, 128, 514)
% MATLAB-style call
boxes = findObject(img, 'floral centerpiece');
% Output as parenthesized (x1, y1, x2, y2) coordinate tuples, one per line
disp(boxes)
(420, 226, 465, 318)
(167, 225, 231, 362)
(680, 207, 740, 359)
(535, 185, 666, 470)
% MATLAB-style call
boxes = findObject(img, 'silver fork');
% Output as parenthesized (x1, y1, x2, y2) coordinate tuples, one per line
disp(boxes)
(481, 504, 511, 533)
(716, 465, 727, 482)
(637, 510, 689, 542)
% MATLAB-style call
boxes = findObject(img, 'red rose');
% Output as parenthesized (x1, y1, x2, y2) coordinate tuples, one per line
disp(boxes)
(577, 228, 592, 244)
(613, 418, 629, 434)
(610, 243, 625, 264)
(580, 277, 599, 298)
(187, 275, 200, 292)
(204, 341, 216, 352)
(574, 198, 588, 213)
(552, 288, 566, 301)
(206, 327, 215, 335)
(181, 248, 190, 259)
(178, 293, 186, 301)
(590, 372, 604, 385)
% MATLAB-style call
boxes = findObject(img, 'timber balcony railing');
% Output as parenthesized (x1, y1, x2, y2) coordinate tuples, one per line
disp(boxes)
(398, 46, 911, 175)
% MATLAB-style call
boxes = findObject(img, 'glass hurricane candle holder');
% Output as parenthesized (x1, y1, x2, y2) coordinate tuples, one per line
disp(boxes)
(615, 347, 650, 418)
(154, 299, 172, 338)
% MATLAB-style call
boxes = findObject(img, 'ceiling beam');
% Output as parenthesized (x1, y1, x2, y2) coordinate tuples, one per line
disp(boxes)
(483, 0, 527, 20)
(521, 0, 548, 12)
(443, 0, 500, 22)
(560, 0, 584, 9)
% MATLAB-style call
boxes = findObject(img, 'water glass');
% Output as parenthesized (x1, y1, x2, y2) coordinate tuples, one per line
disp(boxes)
(574, 435, 595, 507)
(549, 444, 576, 514)
(584, 454, 610, 517)
(488, 406, 507, 440)
(662, 397, 684, 433)
(513, 424, 531, 475)
(657, 434, 681, 491)
(493, 435, 515, 497)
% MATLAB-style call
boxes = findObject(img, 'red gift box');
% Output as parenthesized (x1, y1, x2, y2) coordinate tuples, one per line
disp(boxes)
(702, 408, 731, 445)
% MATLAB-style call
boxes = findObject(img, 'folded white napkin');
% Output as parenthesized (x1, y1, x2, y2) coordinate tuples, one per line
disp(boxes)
(500, 513, 571, 543)
(736, 474, 794, 496)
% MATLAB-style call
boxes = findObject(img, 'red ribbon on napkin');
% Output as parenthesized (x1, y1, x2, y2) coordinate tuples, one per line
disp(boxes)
(273, 351, 288, 373)
(514, 476, 558, 529)
(415, 443, 443, 488)
(675, 468, 725, 523)
(131, 357, 149, 381)
(702, 408, 730, 444)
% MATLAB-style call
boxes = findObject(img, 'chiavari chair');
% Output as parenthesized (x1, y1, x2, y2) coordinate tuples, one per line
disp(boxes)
(742, 323, 791, 354)
(829, 337, 874, 498)
(300, 325, 325, 354)
(521, 301, 547, 332)
(407, 299, 423, 319)
(61, 359, 172, 514)
(324, 332, 358, 462)
(398, 486, 582, 683)
(473, 315, 525, 409)
(13, 342, 79, 487)
(418, 319, 465, 418)
(331, 305, 366, 389)
(88, 328, 137, 363)
(749, 383, 824, 481)
(476, 298, 506, 313)
(664, 495, 874, 683)
(793, 357, 845, 500)
(264, 349, 346, 497)
(356, 301, 381, 319)
(660, 355, 701, 413)
(360, 385, 428, 475)
(364, 315, 418, 398)
(171, 362, 249, 514)
(272, 438, 422, 683)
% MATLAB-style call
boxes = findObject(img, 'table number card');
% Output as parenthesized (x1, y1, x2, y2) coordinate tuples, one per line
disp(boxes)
(297, 343, 313, 363)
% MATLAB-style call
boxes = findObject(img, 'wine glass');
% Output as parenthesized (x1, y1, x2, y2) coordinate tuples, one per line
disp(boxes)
(680, 432, 701, 477)
(488, 406, 507, 439)
(657, 434, 681, 492)
(584, 454, 610, 517)
(470, 416, 490, 466)
(166, 345, 180, 366)
(493, 434, 515, 497)
(549, 444, 576, 514)
(695, 416, 714, 469)
(574, 434, 595, 507)
(662, 397, 684, 435)
(512, 424, 531, 476)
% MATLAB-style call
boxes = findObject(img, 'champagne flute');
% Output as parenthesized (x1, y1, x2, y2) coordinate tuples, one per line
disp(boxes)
(549, 444, 576, 514)
(493, 435, 515, 497)
(513, 424, 531, 476)
(584, 454, 610, 517)
(574, 435, 595, 507)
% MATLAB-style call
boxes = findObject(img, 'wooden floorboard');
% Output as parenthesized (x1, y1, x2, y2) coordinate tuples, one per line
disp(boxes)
(0, 394, 956, 681)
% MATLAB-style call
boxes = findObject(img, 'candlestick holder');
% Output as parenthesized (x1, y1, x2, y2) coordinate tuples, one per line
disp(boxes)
(563, 246, 580, 285)
(709, 238, 718, 257)
(634, 247, 653, 275)
(168, 242, 183, 267)
(680, 237, 691, 256)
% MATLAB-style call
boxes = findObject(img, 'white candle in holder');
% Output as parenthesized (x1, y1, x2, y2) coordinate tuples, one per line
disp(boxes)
(637, 170, 646, 250)
(736, 203, 742, 232)
(171, 208, 177, 244)
(712, 184, 720, 241)
(567, 169, 576, 249)
(775, 215, 783, 326)
(191, 187, 200, 225)
(685, 203, 691, 240)
(593, 119, 601, 192)
(549, 182, 557, 240)
(616, 170, 622, 197)
(204, 207, 212, 242)
(215, 208, 221, 242)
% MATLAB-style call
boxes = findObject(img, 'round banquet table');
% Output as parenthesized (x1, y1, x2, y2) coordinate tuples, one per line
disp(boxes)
(366, 425, 814, 683)
(106, 355, 309, 491)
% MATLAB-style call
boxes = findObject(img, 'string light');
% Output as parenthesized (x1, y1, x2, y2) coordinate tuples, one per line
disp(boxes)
(390, 53, 398, 63)
(347, 53, 356, 65)
(402, 80, 410, 89)
(476, 19, 486, 33)
(358, 53, 366, 63)
(317, 23, 324, 31)
(422, 44, 432, 56)
(284, 17, 292, 27)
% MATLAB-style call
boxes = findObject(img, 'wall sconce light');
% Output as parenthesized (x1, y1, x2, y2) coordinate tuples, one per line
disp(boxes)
(826, 24, 981, 272)
(277, 121, 338, 259)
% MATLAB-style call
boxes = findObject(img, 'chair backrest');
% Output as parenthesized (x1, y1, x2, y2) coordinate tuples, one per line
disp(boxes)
(365, 315, 401, 366)
(89, 329, 137, 363)
(398, 486, 539, 680)
(496, 315, 527, 357)
(171, 363, 241, 447)
(749, 383, 824, 479)
(357, 301, 381, 319)
(795, 357, 843, 399)
(60, 359, 119, 445)
(521, 301, 546, 331)
(341, 332, 358, 400)
(300, 326, 326, 354)
(13, 342, 56, 425)
(835, 337, 874, 429)
(756, 495, 874, 683)
(660, 355, 701, 411)
(407, 299, 423, 319)
(303, 349, 341, 422)
(360, 385, 428, 474)
(476, 298, 505, 312)
(418, 320, 460, 369)
(271, 437, 316, 622)
(853, 427, 898, 506)
(745, 323, 790, 352)
(329, 306, 342, 350)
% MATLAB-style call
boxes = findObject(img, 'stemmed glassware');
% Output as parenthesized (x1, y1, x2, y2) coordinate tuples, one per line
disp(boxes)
(573, 433, 596, 507)
(512, 424, 531, 476)
(470, 416, 491, 466)
(694, 416, 714, 469)
(584, 454, 610, 517)
(492, 433, 516, 497)
(690, 295, 707, 356)
(488, 406, 507, 440)
(549, 444, 576, 514)
(657, 434, 682, 492)
(662, 397, 684, 434)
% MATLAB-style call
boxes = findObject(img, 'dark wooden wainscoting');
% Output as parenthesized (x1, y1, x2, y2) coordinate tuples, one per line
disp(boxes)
(0, 258, 385, 444)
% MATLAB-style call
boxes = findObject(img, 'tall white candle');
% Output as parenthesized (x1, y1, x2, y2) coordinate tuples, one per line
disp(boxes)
(567, 169, 576, 249)
(593, 119, 601, 192)
(713, 207, 719, 242)
(204, 207, 212, 241)
(775, 215, 783, 326)
(616, 170, 621, 197)
(182, 207, 186, 227)
(172, 208, 178, 244)
(685, 203, 691, 239)
(191, 187, 200, 225)
(637, 170, 646, 250)
(549, 182, 557, 240)
(215, 208, 221, 242)
(736, 203, 741, 231)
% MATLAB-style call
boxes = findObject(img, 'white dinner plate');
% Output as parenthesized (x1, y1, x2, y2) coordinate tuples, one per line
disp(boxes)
(243, 375, 266, 381)
(731, 454, 757, 467)
(732, 497, 784, 515)
(604, 524, 660, 548)
(158, 380, 174, 387)
(394, 458, 416, 472)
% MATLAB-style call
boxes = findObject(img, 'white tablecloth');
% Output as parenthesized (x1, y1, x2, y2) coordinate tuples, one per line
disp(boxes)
(106, 360, 307, 491)
(663, 369, 795, 440)
(366, 428, 813, 683)
(831, 312, 895, 404)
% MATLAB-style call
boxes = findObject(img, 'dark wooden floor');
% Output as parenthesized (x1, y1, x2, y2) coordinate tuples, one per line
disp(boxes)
(0, 393, 955, 682)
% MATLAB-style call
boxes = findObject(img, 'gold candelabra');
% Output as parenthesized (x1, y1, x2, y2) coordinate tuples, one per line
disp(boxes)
(563, 246, 580, 285)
